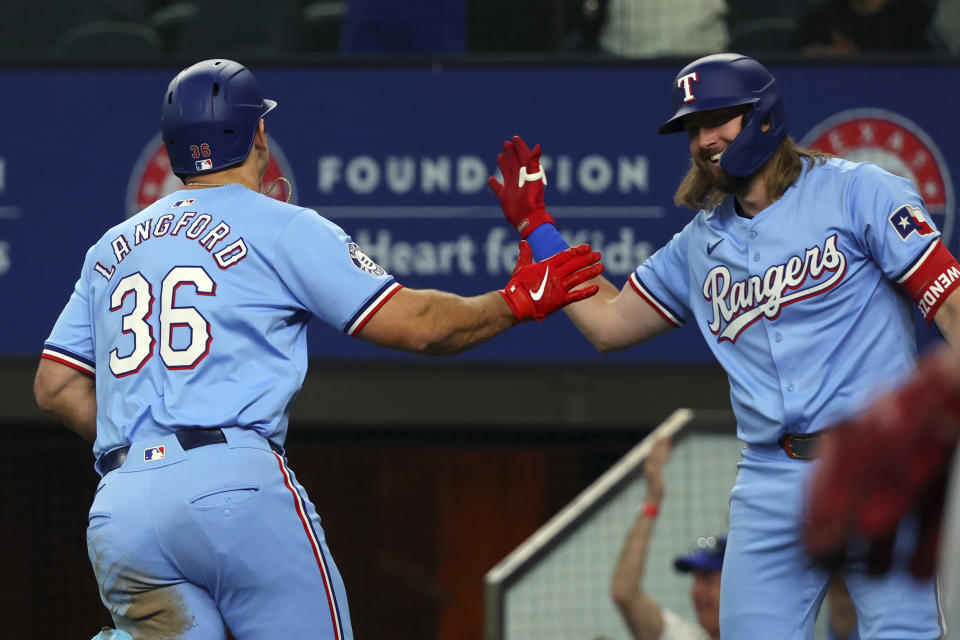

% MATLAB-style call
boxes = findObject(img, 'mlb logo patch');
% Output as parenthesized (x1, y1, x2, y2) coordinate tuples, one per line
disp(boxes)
(889, 204, 936, 240)
(172, 198, 195, 208)
(143, 446, 166, 462)
(195, 159, 213, 171)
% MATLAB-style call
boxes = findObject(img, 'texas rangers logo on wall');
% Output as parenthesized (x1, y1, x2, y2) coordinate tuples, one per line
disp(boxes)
(802, 109, 955, 245)
(125, 133, 296, 217)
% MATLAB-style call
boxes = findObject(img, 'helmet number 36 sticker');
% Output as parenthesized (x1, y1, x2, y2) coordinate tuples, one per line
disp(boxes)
(190, 143, 212, 159)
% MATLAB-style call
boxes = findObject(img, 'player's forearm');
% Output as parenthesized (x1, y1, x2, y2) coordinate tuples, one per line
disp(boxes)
(394, 290, 515, 356)
(563, 276, 623, 348)
(50, 402, 97, 442)
(933, 290, 960, 351)
(35, 372, 97, 442)
(566, 276, 673, 353)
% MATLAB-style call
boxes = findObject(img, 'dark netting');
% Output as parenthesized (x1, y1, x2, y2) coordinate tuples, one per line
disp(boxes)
(0, 0, 955, 63)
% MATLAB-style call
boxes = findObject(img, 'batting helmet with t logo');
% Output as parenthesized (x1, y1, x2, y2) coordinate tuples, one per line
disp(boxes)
(161, 59, 277, 179)
(658, 53, 788, 178)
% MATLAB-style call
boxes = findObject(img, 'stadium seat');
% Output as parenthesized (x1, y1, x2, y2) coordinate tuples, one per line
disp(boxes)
(148, 2, 199, 54)
(299, 0, 345, 54)
(174, 0, 300, 61)
(86, 0, 154, 22)
(0, 0, 156, 59)
(467, 0, 554, 53)
(54, 21, 165, 62)
(728, 17, 799, 53)
(725, 0, 805, 54)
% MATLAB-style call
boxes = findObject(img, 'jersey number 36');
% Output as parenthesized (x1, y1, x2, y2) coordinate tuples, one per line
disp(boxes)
(108, 266, 215, 377)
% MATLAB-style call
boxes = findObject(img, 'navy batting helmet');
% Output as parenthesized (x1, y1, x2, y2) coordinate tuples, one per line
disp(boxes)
(659, 53, 788, 178)
(161, 59, 277, 178)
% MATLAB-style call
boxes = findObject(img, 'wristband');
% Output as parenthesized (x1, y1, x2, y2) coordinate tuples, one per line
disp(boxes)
(526, 223, 570, 262)
(899, 240, 960, 321)
(642, 502, 659, 518)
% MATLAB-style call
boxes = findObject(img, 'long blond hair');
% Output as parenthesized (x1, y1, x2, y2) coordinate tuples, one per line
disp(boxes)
(674, 137, 831, 211)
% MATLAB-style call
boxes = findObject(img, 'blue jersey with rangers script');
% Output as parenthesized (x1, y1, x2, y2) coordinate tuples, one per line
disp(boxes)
(631, 158, 949, 444)
(42, 185, 401, 457)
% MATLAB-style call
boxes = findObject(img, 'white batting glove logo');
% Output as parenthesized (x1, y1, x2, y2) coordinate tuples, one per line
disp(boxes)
(518, 166, 547, 188)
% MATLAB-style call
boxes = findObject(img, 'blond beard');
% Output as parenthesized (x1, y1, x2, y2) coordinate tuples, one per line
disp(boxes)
(694, 155, 752, 195)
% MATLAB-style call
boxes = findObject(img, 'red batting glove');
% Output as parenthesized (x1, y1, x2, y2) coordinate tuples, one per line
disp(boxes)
(499, 241, 603, 323)
(488, 135, 556, 238)
(804, 348, 960, 578)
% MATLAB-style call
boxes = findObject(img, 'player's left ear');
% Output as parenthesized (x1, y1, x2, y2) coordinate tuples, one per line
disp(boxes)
(254, 119, 267, 148)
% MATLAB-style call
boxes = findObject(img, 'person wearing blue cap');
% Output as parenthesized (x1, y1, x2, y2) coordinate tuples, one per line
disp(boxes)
(611, 437, 721, 640)
(673, 536, 727, 575)
(611, 437, 860, 640)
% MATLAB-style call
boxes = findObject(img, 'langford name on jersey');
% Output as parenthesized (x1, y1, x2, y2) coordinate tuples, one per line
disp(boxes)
(93, 207, 247, 281)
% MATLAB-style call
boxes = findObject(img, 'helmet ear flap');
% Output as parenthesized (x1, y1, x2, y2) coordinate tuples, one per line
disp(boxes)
(720, 90, 788, 177)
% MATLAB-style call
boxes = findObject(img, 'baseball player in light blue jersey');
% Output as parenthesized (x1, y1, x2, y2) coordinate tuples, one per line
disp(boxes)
(33, 59, 604, 640)
(489, 53, 960, 639)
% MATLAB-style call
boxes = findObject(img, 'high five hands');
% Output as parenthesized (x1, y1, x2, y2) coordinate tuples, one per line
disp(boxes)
(500, 241, 603, 323)
(489, 135, 604, 322)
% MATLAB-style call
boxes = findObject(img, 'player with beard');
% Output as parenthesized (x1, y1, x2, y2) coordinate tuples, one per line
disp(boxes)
(489, 53, 960, 639)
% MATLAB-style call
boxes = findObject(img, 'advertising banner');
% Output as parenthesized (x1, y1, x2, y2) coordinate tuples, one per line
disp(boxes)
(0, 64, 955, 362)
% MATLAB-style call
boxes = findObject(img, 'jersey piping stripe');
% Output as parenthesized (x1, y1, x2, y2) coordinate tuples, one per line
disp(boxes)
(895, 240, 939, 284)
(346, 281, 403, 337)
(935, 578, 947, 639)
(272, 452, 346, 640)
(628, 273, 683, 327)
(41, 346, 96, 377)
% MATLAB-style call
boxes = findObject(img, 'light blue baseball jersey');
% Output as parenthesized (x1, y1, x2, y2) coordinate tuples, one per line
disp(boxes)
(631, 158, 941, 445)
(42, 184, 400, 458)
(630, 158, 945, 640)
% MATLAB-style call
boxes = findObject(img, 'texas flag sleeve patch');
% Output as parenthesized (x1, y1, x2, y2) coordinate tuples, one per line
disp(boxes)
(889, 204, 936, 240)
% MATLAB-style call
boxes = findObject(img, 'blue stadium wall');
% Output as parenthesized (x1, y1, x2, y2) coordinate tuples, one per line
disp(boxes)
(0, 62, 956, 426)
